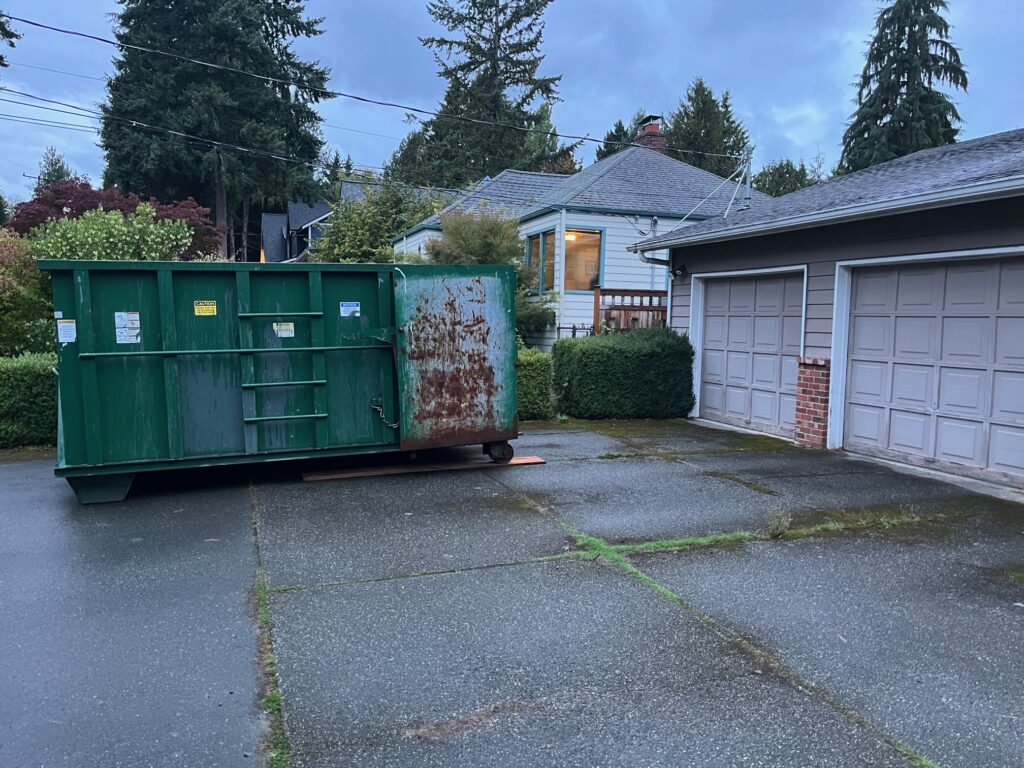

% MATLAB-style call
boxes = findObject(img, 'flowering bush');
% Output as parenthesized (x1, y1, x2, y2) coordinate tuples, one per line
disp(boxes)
(9, 179, 218, 257)
(29, 204, 194, 262)
(0, 229, 52, 356)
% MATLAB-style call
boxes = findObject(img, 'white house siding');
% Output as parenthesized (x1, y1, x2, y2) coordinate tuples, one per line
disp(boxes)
(520, 211, 681, 346)
(394, 229, 441, 258)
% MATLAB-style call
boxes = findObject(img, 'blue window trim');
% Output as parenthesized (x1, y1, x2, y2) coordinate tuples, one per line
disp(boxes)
(563, 226, 606, 294)
(523, 226, 556, 292)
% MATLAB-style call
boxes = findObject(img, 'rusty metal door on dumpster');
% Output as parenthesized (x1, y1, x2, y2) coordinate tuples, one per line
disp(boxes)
(394, 267, 518, 450)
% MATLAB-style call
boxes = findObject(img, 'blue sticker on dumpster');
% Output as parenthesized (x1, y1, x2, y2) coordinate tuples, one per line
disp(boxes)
(339, 301, 361, 318)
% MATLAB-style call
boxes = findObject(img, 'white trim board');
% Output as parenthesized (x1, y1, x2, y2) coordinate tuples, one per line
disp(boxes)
(688, 265, 808, 420)
(826, 244, 1024, 449)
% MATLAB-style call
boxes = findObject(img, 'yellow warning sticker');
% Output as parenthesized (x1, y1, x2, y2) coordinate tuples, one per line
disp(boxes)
(193, 300, 217, 316)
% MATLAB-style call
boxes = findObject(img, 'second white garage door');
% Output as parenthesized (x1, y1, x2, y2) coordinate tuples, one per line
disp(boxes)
(844, 259, 1024, 485)
(700, 273, 803, 437)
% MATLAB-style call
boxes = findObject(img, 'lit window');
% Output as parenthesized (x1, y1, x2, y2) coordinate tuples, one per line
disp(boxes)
(564, 229, 601, 291)
(525, 231, 555, 292)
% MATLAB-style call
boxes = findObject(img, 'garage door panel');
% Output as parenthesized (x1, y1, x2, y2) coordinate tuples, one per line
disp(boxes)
(782, 316, 802, 354)
(724, 386, 749, 419)
(703, 349, 725, 382)
(888, 410, 931, 455)
(755, 278, 784, 312)
(779, 393, 796, 429)
(783, 276, 804, 312)
(727, 316, 751, 348)
(935, 417, 985, 467)
(992, 371, 1024, 422)
(704, 315, 726, 346)
(945, 263, 997, 312)
(995, 317, 1024, 366)
(728, 280, 755, 312)
(846, 258, 1022, 486)
(706, 281, 729, 312)
(781, 356, 799, 391)
(894, 316, 937, 359)
(941, 316, 991, 363)
(896, 267, 944, 311)
(850, 315, 891, 357)
(891, 363, 930, 408)
(750, 390, 778, 425)
(998, 263, 1024, 310)
(853, 270, 895, 312)
(846, 404, 886, 446)
(849, 360, 888, 402)
(702, 383, 725, 414)
(937, 368, 987, 416)
(751, 354, 779, 388)
(989, 425, 1024, 477)
(753, 316, 780, 350)
(726, 351, 750, 385)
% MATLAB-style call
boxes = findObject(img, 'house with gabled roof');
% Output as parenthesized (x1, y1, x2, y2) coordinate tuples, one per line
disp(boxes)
(393, 116, 770, 346)
(631, 127, 1024, 488)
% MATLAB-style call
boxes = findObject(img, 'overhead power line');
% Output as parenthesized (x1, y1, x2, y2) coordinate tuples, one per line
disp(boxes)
(6, 60, 108, 81)
(1, 12, 742, 161)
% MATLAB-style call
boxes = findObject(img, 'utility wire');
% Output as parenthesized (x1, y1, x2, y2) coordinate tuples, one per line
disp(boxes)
(1, 12, 742, 160)
(6, 60, 108, 81)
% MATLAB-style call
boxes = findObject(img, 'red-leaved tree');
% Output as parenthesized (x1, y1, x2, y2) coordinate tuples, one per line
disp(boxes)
(9, 179, 219, 258)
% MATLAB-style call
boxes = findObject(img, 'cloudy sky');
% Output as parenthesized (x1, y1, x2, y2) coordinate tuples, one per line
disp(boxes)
(1, 0, 1021, 202)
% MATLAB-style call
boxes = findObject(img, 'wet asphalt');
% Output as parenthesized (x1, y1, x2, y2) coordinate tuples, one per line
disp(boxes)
(2, 420, 1022, 767)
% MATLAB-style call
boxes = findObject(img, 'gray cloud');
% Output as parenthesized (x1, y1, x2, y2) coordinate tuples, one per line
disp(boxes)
(1, 0, 1019, 203)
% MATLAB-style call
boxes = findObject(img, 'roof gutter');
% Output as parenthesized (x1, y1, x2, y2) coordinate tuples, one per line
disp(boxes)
(628, 175, 1024, 253)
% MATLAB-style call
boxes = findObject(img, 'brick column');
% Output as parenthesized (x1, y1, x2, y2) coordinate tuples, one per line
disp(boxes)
(794, 357, 831, 449)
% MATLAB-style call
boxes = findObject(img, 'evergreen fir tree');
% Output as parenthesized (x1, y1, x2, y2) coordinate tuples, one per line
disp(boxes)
(838, 0, 967, 174)
(0, 11, 19, 71)
(34, 146, 76, 194)
(101, 0, 330, 256)
(596, 109, 646, 161)
(664, 78, 749, 178)
(388, 0, 571, 187)
(752, 158, 816, 197)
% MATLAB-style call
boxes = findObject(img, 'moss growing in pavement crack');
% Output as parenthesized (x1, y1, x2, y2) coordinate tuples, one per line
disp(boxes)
(569, 529, 944, 768)
(609, 532, 756, 554)
(250, 483, 291, 768)
(704, 470, 780, 496)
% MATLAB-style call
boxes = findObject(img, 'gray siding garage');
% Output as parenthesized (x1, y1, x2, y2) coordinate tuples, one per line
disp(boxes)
(844, 260, 1024, 482)
(634, 128, 1024, 487)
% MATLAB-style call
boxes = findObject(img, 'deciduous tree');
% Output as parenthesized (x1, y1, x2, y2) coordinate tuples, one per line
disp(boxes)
(838, 0, 968, 174)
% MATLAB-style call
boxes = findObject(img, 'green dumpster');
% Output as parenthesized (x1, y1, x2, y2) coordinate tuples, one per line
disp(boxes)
(39, 260, 518, 503)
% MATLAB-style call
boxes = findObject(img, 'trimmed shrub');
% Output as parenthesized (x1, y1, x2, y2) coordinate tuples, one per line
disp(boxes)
(517, 348, 554, 421)
(0, 353, 58, 448)
(552, 328, 695, 419)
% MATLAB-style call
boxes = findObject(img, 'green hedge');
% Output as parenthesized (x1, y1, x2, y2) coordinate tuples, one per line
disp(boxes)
(0, 353, 58, 448)
(552, 328, 695, 419)
(517, 347, 555, 421)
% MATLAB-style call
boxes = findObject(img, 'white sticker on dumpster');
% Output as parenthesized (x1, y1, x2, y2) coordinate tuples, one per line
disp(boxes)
(114, 311, 141, 344)
(272, 322, 295, 338)
(339, 301, 361, 318)
(57, 318, 77, 343)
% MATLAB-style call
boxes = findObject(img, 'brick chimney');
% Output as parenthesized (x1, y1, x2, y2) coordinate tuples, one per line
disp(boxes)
(634, 114, 666, 153)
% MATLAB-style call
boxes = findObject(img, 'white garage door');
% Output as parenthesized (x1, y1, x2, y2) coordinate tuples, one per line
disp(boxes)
(700, 273, 803, 437)
(845, 259, 1024, 485)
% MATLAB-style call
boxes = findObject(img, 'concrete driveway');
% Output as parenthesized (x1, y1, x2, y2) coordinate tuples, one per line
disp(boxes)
(2, 420, 1022, 767)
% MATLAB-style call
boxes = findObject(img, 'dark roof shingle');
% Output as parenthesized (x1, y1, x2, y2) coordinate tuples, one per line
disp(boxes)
(635, 127, 1024, 251)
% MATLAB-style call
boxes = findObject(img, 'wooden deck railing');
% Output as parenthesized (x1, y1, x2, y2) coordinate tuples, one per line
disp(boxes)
(593, 287, 668, 334)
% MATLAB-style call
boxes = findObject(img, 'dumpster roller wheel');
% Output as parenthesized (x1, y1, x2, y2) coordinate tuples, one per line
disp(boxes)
(486, 441, 515, 464)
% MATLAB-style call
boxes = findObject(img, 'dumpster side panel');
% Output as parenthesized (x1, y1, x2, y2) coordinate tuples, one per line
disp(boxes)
(88, 270, 169, 463)
(395, 268, 517, 450)
(172, 271, 245, 457)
